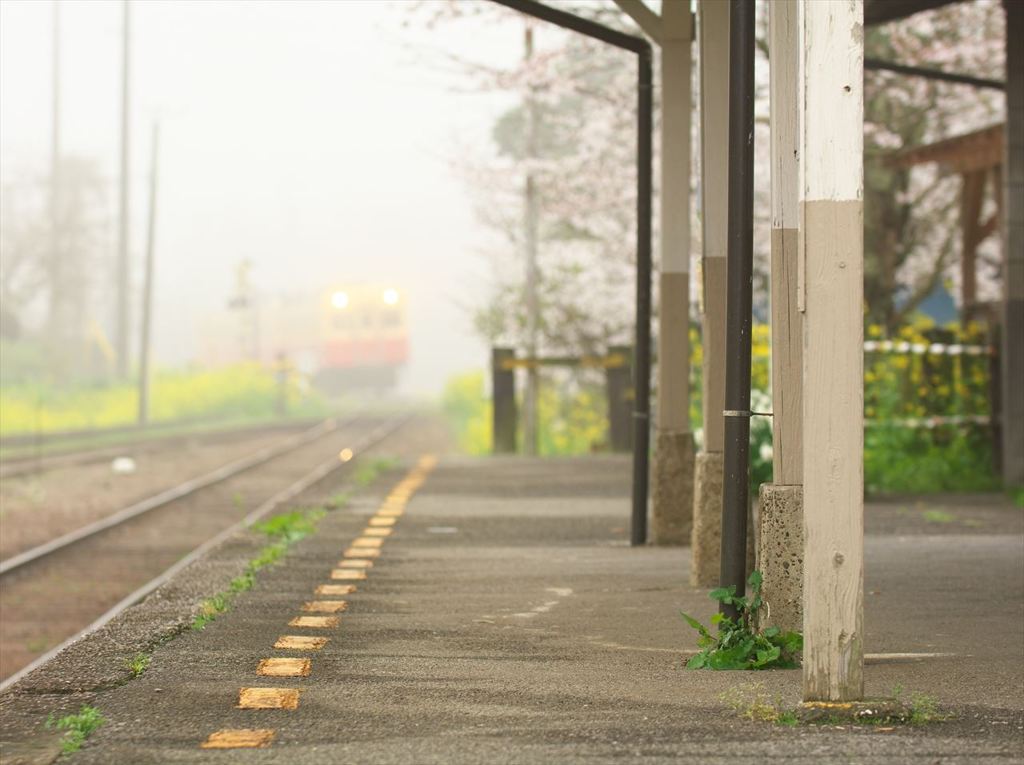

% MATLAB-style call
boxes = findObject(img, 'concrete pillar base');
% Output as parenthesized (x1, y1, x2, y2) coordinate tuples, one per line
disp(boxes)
(691, 451, 723, 586)
(651, 431, 695, 545)
(757, 483, 804, 635)
(691, 452, 756, 586)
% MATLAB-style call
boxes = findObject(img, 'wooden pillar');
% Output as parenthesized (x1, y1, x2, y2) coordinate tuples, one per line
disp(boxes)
(769, 0, 801, 487)
(650, 0, 694, 545)
(756, 0, 804, 635)
(691, 0, 729, 586)
(960, 170, 985, 320)
(606, 345, 634, 453)
(798, 0, 865, 702)
(1001, 0, 1024, 486)
(492, 348, 518, 454)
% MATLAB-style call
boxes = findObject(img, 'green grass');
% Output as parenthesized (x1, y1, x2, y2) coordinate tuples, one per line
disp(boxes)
(894, 685, 946, 724)
(46, 706, 104, 755)
(191, 507, 326, 631)
(326, 491, 351, 509)
(353, 457, 400, 487)
(122, 653, 151, 677)
(921, 509, 956, 524)
(0, 362, 329, 437)
(720, 684, 948, 728)
(253, 508, 325, 542)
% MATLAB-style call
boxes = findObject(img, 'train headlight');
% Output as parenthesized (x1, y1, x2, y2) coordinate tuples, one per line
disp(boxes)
(331, 291, 349, 309)
(382, 288, 399, 306)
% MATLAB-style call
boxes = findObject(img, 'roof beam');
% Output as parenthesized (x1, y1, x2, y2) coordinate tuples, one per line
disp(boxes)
(613, 0, 662, 45)
(865, 57, 1005, 90)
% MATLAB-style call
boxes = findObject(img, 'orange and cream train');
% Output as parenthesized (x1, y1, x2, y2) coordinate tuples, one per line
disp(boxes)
(200, 284, 408, 393)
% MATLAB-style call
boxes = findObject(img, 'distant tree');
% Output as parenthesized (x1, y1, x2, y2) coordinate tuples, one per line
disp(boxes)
(406, 1, 645, 358)
(0, 156, 110, 374)
(863, 0, 1004, 331)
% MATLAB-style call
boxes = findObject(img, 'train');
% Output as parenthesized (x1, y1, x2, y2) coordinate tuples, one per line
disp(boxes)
(200, 282, 409, 394)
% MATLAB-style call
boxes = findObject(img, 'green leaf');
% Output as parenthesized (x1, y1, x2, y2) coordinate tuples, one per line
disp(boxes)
(752, 645, 781, 668)
(680, 612, 713, 643)
(747, 570, 763, 590)
(779, 631, 804, 653)
(707, 641, 754, 670)
(708, 586, 736, 604)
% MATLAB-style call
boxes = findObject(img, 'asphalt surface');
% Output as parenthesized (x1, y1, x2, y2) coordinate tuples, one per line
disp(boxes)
(1, 449, 1021, 764)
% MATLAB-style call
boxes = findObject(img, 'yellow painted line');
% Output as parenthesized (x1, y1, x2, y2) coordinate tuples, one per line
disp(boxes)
(352, 537, 383, 548)
(301, 600, 348, 613)
(330, 569, 367, 581)
(257, 658, 311, 677)
(274, 636, 328, 651)
(201, 729, 275, 749)
(316, 583, 356, 595)
(238, 687, 300, 709)
(369, 517, 397, 527)
(344, 547, 380, 558)
(362, 527, 392, 537)
(418, 454, 438, 470)
(376, 508, 404, 518)
(288, 615, 340, 628)
(338, 559, 373, 569)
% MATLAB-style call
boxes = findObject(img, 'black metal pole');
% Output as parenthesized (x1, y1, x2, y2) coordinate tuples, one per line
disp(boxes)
(490, 0, 653, 545)
(631, 49, 653, 546)
(719, 0, 755, 619)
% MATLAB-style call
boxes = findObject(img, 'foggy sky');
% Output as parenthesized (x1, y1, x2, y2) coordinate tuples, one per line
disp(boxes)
(0, 0, 540, 395)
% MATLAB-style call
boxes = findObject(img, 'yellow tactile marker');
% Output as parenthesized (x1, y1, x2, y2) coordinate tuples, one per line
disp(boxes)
(300, 600, 348, 613)
(237, 688, 300, 710)
(329, 569, 367, 581)
(362, 527, 392, 537)
(257, 658, 311, 677)
(369, 517, 397, 527)
(316, 584, 356, 595)
(344, 547, 380, 558)
(274, 636, 328, 651)
(338, 559, 373, 569)
(351, 537, 383, 548)
(201, 729, 275, 749)
(288, 615, 339, 628)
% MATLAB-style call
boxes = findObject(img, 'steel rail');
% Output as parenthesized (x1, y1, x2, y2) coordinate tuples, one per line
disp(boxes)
(0, 416, 354, 576)
(0, 416, 210, 449)
(0, 418, 324, 480)
(0, 413, 411, 693)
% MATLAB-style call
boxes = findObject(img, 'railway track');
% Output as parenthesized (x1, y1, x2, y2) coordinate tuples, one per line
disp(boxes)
(0, 418, 323, 480)
(0, 412, 409, 686)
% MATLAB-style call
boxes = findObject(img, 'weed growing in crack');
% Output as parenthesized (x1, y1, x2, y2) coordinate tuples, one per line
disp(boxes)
(682, 571, 802, 670)
(191, 507, 325, 631)
(720, 683, 792, 722)
(354, 456, 400, 487)
(122, 653, 151, 677)
(46, 706, 104, 755)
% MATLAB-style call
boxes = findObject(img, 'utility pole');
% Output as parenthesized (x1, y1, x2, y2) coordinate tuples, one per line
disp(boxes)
(47, 0, 62, 355)
(116, 0, 132, 379)
(137, 123, 159, 425)
(522, 22, 541, 456)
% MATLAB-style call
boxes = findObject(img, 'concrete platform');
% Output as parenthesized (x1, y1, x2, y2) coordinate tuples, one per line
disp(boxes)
(1, 454, 1022, 764)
